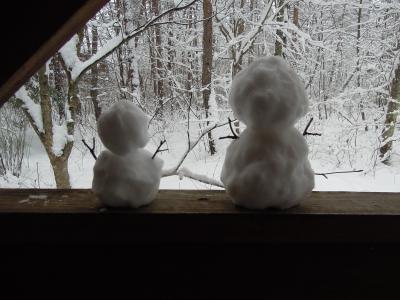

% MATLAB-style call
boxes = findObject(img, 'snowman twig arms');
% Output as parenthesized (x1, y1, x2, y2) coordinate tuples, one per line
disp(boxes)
(82, 138, 97, 160)
(219, 118, 239, 140)
(302, 119, 363, 178)
(162, 121, 230, 179)
(152, 140, 168, 159)
(303, 118, 322, 136)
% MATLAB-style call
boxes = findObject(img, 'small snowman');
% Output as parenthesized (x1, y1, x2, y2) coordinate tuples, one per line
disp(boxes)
(221, 57, 314, 209)
(92, 100, 163, 208)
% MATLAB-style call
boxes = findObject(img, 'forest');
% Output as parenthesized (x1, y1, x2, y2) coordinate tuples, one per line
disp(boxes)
(0, 0, 399, 191)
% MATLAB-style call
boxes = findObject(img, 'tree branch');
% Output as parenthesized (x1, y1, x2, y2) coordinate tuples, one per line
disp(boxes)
(72, 0, 199, 82)
(162, 121, 230, 177)
(178, 167, 224, 188)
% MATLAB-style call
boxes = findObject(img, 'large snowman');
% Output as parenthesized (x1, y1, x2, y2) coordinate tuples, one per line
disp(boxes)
(92, 100, 163, 208)
(221, 57, 314, 209)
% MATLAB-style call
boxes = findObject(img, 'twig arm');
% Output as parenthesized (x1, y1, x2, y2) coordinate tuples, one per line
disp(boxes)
(152, 140, 168, 159)
(82, 138, 97, 160)
(303, 118, 322, 136)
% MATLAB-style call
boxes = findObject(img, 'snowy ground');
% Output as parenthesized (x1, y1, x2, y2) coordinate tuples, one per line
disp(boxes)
(1, 123, 400, 192)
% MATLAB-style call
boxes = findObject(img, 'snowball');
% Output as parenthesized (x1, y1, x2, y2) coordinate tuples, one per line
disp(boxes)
(92, 149, 163, 208)
(97, 101, 150, 155)
(229, 56, 308, 130)
(220, 128, 314, 209)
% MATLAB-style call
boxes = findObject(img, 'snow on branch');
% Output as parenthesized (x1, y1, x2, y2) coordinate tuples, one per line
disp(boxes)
(70, 34, 123, 81)
(52, 123, 74, 157)
(15, 86, 44, 133)
(65, 0, 199, 82)
(178, 167, 224, 188)
(59, 35, 81, 76)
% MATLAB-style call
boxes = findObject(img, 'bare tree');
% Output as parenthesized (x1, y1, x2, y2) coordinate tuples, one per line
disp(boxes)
(380, 59, 400, 161)
(202, 0, 216, 155)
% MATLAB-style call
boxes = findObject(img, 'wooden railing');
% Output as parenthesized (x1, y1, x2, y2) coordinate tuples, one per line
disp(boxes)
(0, 189, 399, 245)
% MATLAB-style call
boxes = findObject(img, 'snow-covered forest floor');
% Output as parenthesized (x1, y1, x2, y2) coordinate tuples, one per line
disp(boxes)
(1, 117, 399, 192)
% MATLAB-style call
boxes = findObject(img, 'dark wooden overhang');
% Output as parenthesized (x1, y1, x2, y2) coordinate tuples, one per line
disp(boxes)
(0, 0, 108, 105)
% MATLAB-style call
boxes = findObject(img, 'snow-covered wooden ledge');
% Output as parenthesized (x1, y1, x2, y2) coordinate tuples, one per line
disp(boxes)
(0, 189, 399, 245)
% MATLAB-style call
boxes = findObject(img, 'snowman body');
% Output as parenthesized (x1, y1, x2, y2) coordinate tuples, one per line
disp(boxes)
(221, 57, 314, 209)
(92, 100, 163, 208)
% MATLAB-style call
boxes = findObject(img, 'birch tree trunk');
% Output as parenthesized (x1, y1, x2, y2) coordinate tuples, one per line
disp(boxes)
(19, 65, 73, 188)
(39, 65, 72, 188)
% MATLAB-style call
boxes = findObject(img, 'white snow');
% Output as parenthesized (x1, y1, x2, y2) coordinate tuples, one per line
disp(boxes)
(71, 34, 123, 81)
(52, 123, 73, 157)
(221, 128, 314, 209)
(92, 149, 163, 208)
(229, 56, 308, 130)
(93, 101, 163, 208)
(221, 57, 314, 209)
(178, 167, 224, 188)
(29, 194, 48, 200)
(1, 121, 399, 193)
(59, 35, 80, 73)
(15, 86, 44, 133)
(59, 33, 123, 81)
(97, 100, 150, 155)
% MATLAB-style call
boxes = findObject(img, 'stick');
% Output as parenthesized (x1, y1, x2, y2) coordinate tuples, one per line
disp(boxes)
(152, 140, 168, 159)
(82, 138, 97, 160)
(219, 117, 239, 140)
(228, 117, 239, 138)
(303, 118, 322, 136)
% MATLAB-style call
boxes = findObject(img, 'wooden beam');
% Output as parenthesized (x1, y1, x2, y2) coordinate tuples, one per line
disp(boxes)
(0, 189, 399, 245)
(0, 0, 109, 106)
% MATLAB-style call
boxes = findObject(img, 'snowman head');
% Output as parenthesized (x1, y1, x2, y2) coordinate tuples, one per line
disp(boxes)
(229, 56, 308, 130)
(97, 100, 150, 155)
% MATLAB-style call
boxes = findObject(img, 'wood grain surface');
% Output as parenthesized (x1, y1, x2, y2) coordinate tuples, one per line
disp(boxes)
(0, 189, 399, 214)
(0, 189, 399, 245)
